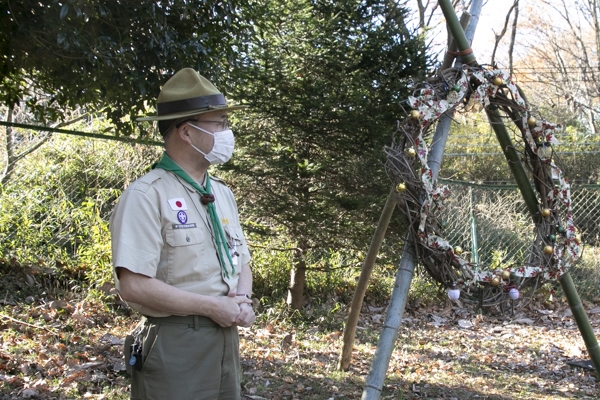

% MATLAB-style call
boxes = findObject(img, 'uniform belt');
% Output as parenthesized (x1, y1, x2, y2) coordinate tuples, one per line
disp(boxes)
(145, 315, 218, 330)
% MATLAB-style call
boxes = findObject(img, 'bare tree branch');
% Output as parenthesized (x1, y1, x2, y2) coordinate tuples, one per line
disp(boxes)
(520, 0, 600, 135)
(508, 1, 519, 76)
(490, 0, 518, 66)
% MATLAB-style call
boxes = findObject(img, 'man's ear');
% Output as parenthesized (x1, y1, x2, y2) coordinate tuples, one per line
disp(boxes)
(177, 123, 193, 144)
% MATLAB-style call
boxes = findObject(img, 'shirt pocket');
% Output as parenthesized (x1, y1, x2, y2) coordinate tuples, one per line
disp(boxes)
(224, 225, 244, 250)
(224, 225, 243, 245)
(163, 227, 207, 285)
(165, 227, 204, 247)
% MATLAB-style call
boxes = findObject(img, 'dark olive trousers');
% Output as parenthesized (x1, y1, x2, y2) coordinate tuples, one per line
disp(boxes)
(130, 315, 241, 400)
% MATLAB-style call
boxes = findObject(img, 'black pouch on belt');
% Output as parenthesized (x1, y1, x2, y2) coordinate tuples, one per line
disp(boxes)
(124, 319, 145, 374)
(124, 334, 143, 373)
(124, 334, 134, 375)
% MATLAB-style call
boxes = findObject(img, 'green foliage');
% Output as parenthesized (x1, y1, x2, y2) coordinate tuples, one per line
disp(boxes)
(440, 108, 600, 184)
(221, 0, 428, 272)
(249, 228, 402, 318)
(0, 0, 251, 136)
(489, 249, 515, 271)
(439, 113, 513, 182)
(569, 247, 600, 301)
(1, 0, 431, 308)
(404, 267, 444, 305)
(0, 134, 159, 291)
(248, 232, 296, 303)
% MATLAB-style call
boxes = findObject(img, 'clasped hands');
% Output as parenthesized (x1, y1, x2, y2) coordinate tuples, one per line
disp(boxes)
(212, 292, 255, 328)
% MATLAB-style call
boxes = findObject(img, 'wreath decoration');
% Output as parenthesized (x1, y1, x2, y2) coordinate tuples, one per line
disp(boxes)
(385, 65, 582, 307)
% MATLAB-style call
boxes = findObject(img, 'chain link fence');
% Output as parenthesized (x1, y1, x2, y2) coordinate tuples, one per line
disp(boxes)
(0, 133, 599, 294)
(0, 134, 162, 279)
(438, 181, 600, 299)
(439, 182, 600, 268)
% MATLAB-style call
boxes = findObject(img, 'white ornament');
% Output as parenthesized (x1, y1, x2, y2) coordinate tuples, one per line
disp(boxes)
(509, 288, 520, 300)
(446, 90, 461, 105)
(448, 288, 460, 300)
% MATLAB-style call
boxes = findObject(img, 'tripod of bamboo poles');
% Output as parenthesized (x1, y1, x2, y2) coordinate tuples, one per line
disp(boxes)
(335, 1, 600, 399)
(337, 9, 473, 374)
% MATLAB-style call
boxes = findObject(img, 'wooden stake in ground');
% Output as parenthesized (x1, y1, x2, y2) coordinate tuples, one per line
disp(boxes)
(337, 189, 396, 371)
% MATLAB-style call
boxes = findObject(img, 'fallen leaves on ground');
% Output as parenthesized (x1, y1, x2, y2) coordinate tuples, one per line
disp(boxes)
(0, 288, 599, 399)
(239, 297, 599, 399)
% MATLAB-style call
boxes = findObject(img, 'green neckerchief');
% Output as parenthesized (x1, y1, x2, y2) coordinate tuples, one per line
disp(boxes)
(154, 152, 235, 278)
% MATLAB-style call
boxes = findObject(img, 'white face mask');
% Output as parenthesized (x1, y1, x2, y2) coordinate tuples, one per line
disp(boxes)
(187, 123, 235, 165)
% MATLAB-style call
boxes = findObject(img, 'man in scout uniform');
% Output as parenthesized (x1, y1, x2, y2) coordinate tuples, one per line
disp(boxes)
(110, 68, 255, 400)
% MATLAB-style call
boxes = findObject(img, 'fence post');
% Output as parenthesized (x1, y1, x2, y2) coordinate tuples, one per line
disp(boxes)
(469, 187, 479, 265)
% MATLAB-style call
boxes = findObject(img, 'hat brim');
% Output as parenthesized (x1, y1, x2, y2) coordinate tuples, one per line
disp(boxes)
(136, 104, 248, 122)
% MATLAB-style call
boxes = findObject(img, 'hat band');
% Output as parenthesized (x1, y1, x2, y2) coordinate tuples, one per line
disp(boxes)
(157, 94, 226, 116)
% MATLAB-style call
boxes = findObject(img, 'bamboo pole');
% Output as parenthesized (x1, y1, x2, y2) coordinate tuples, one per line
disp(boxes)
(560, 272, 600, 377)
(362, 239, 416, 399)
(438, 0, 477, 66)
(339, 10, 471, 371)
(439, 0, 600, 379)
(338, 189, 397, 371)
(485, 109, 542, 223)
(361, 5, 479, 398)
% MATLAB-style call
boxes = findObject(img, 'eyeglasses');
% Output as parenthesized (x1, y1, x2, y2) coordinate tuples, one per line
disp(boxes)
(201, 118, 229, 130)
(177, 117, 229, 130)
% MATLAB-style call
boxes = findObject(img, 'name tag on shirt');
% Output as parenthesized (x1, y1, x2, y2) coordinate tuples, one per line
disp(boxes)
(173, 223, 197, 229)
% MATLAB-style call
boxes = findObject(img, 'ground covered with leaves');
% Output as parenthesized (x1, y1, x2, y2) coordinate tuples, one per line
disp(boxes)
(1, 269, 599, 399)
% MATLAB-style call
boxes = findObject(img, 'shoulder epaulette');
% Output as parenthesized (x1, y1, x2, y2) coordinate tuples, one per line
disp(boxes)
(129, 169, 168, 192)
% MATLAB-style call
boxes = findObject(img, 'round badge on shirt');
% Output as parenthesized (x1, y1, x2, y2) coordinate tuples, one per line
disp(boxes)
(177, 210, 188, 224)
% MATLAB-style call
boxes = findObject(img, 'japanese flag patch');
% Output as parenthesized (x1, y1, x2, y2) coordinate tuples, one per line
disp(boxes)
(168, 198, 188, 211)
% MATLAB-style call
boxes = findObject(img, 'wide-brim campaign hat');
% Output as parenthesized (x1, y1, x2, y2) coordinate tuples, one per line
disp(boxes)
(137, 68, 248, 121)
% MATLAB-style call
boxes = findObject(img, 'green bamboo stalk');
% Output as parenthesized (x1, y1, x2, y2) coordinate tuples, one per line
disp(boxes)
(485, 108, 542, 223)
(438, 0, 600, 379)
(438, 0, 477, 65)
(560, 272, 600, 377)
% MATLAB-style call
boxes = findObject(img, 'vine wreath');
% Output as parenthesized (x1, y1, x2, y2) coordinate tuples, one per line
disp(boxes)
(385, 65, 582, 307)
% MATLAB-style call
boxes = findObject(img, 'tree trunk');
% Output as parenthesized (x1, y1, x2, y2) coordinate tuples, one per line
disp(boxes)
(287, 251, 306, 310)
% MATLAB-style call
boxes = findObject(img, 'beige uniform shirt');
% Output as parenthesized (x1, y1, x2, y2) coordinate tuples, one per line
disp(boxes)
(110, 168, 251, 317)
